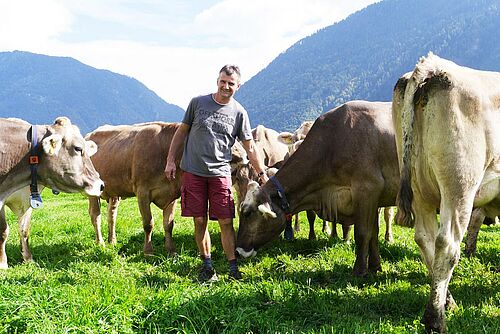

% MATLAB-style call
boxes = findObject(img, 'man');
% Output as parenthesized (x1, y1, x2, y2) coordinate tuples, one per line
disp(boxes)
(164, 64, 268, 282)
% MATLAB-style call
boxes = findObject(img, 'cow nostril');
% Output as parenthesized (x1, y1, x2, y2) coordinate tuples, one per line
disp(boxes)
(100, 183, 105, 191)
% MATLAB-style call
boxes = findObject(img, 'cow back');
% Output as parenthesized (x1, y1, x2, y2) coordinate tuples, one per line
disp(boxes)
(86, 122, 182, 201)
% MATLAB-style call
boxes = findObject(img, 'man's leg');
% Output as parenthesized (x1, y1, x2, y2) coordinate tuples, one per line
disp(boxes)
(218, 218, 236, 261)
(181, 172, 216, 282)
(194, 215, 218, 282)
(209, 176, 241, 279)
(194, 216, 210, 257)
(219, 219, 241, 280)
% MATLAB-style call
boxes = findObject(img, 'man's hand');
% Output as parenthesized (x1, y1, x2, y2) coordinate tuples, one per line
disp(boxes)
(164, 160, 176, 180)
(258, 172, 269, 185)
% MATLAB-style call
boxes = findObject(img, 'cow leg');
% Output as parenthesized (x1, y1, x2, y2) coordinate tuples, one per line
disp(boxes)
(162, 200, 176, 255)
(367, 210, 381, 273)
(383, 207, 395, 243)
(413, 203, 438, 274)
(88, 196, 105, 245)
(464, 208, 485, 257)
(293, 213, 300, 232)
(352, 201, 380, 277)
(352, 214, 369, 277)
(283, 216, 294, 241)
(341, 224, 351, 241)
(330, 222, 339, 239)
(321, 220, 332, 237)
(17, 207, 33, 262)
(107, 197, 120, 245)
(7, 200, 34, 263)
(421, 198, 472, 334)
(306, 210, 316, 240)
(0, 207, 9, 269)
(137, 195, 154, 255)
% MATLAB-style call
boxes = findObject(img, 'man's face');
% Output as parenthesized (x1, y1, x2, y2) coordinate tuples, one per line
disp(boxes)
(217, 72, 240, 100)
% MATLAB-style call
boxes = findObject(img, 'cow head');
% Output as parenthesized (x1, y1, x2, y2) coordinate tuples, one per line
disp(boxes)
(37, 117, 104, 197)
(236, 180, 286, 258)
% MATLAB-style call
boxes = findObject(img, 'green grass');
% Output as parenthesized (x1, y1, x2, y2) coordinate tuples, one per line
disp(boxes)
(0, 190, 499, 333)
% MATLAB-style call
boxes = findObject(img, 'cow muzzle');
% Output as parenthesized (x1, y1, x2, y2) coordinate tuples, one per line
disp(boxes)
(85, 180, 105, 197)
(236, 247, 257, 258)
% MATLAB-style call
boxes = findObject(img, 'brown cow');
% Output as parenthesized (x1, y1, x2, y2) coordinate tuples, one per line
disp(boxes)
(85, 122, 182, 255)
(278, 122, 331, 240)
(0, 117, 104, 268)
(278, 121, 395, 242)
(236, 101, 399, 277)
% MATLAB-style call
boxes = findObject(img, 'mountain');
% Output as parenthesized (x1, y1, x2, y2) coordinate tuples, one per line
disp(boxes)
(0, 51, 184, 133)
(236, 0, 500, 132)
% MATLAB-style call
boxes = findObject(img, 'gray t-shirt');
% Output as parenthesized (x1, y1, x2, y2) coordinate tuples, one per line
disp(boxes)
(180, 94, 253, 177)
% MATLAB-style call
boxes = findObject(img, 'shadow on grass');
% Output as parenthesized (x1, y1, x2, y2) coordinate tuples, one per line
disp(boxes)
(132, 278, 430, 333)
(133, 271, 499, 334)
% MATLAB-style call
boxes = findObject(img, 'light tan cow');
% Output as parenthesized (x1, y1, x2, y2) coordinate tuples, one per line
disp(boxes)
(393, 53, 500, 333)
(0, 117, 104, 268)
(85, 122, 182, 255)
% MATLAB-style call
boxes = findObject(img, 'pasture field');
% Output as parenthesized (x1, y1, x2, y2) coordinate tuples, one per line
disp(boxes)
(0, 190, 499, 333)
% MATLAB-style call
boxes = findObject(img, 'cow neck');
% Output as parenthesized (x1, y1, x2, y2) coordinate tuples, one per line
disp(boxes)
(29, 125, 43, 209)
(268, 176, 291, 219)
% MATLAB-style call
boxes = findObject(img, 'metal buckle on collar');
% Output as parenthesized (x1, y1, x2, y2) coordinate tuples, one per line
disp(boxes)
(29, 125, 43, 209)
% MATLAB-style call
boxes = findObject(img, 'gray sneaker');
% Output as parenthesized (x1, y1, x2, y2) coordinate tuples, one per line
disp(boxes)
(198, 266, 218, 282)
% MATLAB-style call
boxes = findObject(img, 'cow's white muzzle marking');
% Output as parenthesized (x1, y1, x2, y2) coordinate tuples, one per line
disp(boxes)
(236, 247, 257, 258)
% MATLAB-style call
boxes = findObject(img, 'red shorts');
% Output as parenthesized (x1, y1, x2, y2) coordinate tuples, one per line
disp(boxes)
(181, 172, 235, 220)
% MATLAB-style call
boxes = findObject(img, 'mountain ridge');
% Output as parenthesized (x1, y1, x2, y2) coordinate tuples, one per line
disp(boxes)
(236, 0, 500, 131)
(0, 50, 184, 133)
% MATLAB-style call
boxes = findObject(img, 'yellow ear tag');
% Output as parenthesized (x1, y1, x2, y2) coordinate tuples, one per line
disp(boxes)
(49, 140, 57, 155)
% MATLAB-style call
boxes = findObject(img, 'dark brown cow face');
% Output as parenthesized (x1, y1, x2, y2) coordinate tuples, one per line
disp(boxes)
(38, 117, 104, 196)
(236, 181, 286, 257)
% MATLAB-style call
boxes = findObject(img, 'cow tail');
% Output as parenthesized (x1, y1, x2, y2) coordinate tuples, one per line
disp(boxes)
(397, 75, 417, 227)
(397, 52, 438, 227)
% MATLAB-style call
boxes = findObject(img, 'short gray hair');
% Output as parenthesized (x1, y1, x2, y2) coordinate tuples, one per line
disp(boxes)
(219, 64, 241, 81)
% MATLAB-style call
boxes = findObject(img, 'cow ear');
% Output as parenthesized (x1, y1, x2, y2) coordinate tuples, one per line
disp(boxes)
(42, 134, 63, 156)
(85, 140, 98, 157)
(258, 203, 277, 219)
(277, 132, 294, 145)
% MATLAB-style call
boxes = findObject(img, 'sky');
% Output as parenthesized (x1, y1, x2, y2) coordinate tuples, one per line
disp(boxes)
(0, 0, 380, 109)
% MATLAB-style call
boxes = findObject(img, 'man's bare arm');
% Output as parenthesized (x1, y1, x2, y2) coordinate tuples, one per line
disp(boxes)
(164, 123, 190, 180)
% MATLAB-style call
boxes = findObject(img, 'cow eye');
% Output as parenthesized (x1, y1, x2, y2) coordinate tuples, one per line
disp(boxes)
(74, 146, 83, 154)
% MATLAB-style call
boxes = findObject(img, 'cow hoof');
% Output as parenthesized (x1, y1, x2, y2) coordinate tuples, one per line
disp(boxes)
(445, 291, 457, 311)
(165, 247, 177, 257)
(23, 256, 34, 263)
(143, 246, 154, 256)
(0, 262, 8, 270)
(352, 268, 368, 278)
(22, 253, 33, 263)
(422, 303, 447, 333)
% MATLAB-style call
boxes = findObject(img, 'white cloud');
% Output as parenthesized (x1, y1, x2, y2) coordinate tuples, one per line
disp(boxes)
(0, 0, 379, 109)
(0, 0, 72, 49)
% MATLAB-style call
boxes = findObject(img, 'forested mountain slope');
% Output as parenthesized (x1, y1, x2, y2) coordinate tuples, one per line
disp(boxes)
(237, 0, 500, 131)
